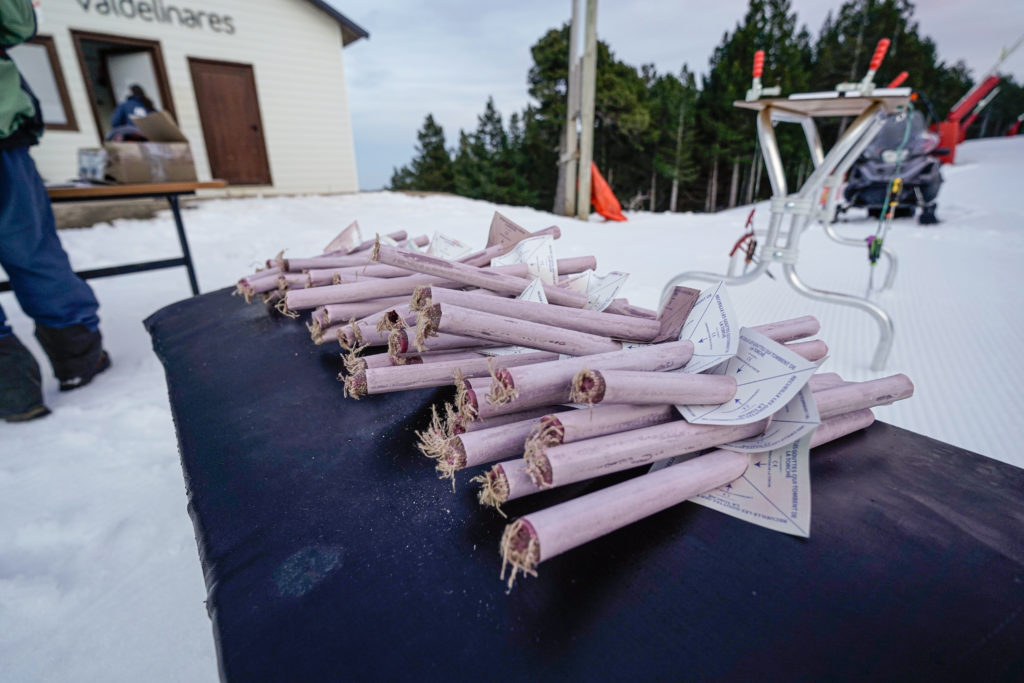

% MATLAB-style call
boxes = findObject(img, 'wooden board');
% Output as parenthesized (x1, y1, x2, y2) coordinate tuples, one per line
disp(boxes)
(47, 180, 227, 201)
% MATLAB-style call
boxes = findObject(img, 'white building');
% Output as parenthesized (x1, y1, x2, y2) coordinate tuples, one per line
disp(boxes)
(10, 0, 367, 194)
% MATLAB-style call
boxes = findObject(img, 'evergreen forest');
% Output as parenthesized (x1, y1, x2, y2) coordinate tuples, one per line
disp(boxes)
(389, 0, 1023, 214)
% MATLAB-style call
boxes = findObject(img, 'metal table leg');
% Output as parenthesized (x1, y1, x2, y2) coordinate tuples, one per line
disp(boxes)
(168, 195, 200, 296)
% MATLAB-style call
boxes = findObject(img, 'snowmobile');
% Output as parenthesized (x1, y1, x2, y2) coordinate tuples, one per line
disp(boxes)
(841, 109, 944, 224)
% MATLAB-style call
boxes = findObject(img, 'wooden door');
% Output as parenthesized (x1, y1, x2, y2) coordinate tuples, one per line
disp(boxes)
(189, 59, 272, 185)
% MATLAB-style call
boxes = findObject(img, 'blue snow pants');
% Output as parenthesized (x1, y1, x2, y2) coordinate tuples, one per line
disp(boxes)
(0, 146, 100, 338)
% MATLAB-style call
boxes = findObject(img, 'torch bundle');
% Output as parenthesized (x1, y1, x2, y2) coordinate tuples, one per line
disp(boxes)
(236, 214, 913, 588)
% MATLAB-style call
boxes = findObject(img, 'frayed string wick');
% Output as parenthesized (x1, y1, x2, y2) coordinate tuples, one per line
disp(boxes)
(274, 297, 300, 319)
(340, 342, 369, 375)
(471, 469, 508, 518)
(349, 318, 365, 348)
(486, 365, 517, 406)
(307, 316, 323, 344)
(376, 310, 406, 334)
(233, 281, 255, 304)
(342, 370, 367, 399)
(338, 318, 367, 354)
(443, 402, 465, 436)
(453, 369, 478, 421)
(370, 235, 382, 262)
(568, 366, 599, 420)
(436, 458, 458, 493)
(499, 520, 539, 592)
(415, 404, 453, 461)
(414, 311, 437, 352)
(410, 285, 431, 312)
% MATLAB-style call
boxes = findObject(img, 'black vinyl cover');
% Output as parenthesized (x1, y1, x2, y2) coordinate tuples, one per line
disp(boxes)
(146, 288, 1024, 682)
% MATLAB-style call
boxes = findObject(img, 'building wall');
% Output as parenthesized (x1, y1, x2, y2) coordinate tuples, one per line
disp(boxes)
(29, 0, 360, 195)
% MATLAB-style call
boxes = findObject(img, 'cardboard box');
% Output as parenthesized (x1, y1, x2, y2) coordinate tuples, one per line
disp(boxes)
(82, 111, 198, 184)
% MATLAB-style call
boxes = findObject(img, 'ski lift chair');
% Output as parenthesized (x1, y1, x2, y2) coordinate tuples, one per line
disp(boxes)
(661, 90, 910, 371)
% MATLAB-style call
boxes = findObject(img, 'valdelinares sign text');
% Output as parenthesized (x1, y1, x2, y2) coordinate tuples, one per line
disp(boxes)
(76, 0, 236, 33)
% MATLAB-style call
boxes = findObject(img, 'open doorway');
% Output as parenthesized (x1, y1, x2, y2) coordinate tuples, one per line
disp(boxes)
(70, 30, 175, 141)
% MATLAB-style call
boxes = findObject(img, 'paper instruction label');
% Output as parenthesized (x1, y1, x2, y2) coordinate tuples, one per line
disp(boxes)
(323, 221, 362, 254)
(691, 434, 812, 537)
(428, 231, 473, 260)
(517, 277, 549, 304)
(678, 282, 738, 374)
(491, 236, 558, 285)
(564, 270, 629, 311)
(486, 212, 531, 247)
(721, 384, 820, 453)
(677, 328, 817, 425)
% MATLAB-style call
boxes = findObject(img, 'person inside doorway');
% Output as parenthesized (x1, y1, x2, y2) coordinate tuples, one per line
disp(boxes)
(108, 84, 155, 139)
(1, 0, 111, 422)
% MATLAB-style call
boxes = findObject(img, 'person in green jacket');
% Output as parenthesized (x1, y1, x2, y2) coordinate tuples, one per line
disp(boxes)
(1, 0, 110, 422)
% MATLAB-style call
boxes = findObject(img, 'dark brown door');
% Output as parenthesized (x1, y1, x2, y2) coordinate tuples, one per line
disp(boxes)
(189, 58, 272, 185)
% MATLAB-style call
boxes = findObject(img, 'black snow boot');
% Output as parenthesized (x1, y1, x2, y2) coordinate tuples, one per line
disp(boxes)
(0, 334, 51, 422)
(34, 324, 111, 392)
(918, 203, 939, 225)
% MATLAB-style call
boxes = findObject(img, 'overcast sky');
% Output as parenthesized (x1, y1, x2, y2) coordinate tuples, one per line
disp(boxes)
(331, 1, 1024, 191)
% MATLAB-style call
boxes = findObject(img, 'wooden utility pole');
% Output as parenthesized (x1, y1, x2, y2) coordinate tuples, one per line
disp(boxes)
(576, 0, 598, 220)
(557, 0, 581, 216)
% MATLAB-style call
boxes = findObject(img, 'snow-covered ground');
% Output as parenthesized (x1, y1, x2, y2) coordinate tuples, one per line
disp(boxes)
(2, 136, 1022, 681)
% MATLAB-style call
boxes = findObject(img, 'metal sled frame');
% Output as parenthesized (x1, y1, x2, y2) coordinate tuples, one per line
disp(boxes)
(661, 93, 910, 371)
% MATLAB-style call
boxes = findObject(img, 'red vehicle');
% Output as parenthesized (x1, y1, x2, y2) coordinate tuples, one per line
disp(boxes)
(933, 35, 1022, 163)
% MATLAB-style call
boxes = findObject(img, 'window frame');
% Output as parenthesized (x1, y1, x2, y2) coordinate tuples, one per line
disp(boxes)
(18, 34, 79, 132)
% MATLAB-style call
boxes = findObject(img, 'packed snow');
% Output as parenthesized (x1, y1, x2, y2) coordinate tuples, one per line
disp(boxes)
(1, 136, 1021, 681)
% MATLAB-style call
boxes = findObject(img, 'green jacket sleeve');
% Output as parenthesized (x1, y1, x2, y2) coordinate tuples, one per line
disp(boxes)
(0, 0, 37, 48)
(0, 0, 41, 142)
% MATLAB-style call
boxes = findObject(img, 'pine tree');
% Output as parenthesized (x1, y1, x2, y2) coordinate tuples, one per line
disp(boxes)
(644, 66, 699, 211)
(452, 128, 489, 200)
(696, 0, 813, 210)
(810, 0, 973, 137)
(523, 24, 652, 212)
(388, 114, 454, 192)
(449, 98, 537, 206)
(390, 2, 978, 215)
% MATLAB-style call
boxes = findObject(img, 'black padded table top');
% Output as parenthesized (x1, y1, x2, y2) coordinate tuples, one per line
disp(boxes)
(145, 288, 1024, 681)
